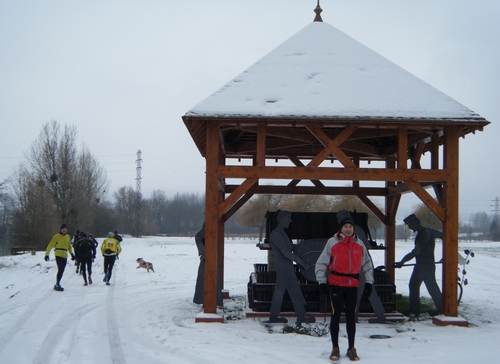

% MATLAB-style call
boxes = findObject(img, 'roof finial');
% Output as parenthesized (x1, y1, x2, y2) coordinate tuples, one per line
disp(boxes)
(313, 0, 323, 22)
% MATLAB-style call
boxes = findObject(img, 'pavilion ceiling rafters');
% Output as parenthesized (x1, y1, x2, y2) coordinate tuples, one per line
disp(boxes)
(184, 116, 487, 163)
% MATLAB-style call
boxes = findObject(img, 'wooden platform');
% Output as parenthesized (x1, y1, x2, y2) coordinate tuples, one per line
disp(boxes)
(245, 304, 405, 321)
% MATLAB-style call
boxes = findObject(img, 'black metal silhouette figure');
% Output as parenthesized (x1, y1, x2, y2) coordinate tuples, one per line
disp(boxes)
(267, 210, 315, 324)
(394, 214, 442, 317)
(193, 223, 223, 306)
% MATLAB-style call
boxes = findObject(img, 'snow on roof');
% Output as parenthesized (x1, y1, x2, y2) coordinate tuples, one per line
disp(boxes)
(186, 22, 479, 120)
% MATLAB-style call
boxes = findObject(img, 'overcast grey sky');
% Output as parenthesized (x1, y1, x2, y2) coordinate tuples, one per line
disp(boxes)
(1, 0, 499, 222)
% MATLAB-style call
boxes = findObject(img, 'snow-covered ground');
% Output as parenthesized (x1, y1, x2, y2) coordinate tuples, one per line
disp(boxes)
(0, 236, 499, 363)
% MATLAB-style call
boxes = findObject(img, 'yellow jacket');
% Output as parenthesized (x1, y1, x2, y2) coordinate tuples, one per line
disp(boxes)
(45, 233, 73, 258)
(101, 238, 122, 256)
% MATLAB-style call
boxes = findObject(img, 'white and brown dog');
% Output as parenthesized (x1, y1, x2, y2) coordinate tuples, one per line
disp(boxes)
(136, 258, 154, 272)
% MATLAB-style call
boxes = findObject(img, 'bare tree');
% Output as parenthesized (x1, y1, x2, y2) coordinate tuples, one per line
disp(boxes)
(411, 203, 443, 230)
(237, 194, 289, 238)
(490, 215, 500, 241)
(0, 181, 15, 254)
(470, 211, 490, 237)
(114, 186, 142, 236)
(10, 120, 109, 244)
(163, 192, 204, 235)
(327, 195, 384, 239)
(24, 121, 79, 223)
(91, 199, 118, 238)
(10, 167, 58, 247)
(396, 223, 411, 240)
(280, 195, 331, 212)
(141, 189, 168, 235)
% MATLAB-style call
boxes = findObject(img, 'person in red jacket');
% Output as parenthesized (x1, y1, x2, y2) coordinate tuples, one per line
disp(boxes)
(315, 211, 374, 362)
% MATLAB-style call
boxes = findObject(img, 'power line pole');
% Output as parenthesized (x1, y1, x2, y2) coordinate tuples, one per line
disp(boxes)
(136, 150, 142, 197)
(491, 197, 500, 215)
(134, 150, 143, 237)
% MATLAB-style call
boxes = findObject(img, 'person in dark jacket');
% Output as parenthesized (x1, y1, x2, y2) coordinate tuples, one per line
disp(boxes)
(315, 211, 374, 361)
(113, 231, 123, 243)
(44, 224, 75, 291)
(72, 230, 81, 273)
(74, 232, 97, 286)
(88, 233, 99, 248)
(394, 214, 442, 317)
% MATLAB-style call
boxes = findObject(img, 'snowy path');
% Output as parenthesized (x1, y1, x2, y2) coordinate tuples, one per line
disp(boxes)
(1, 237, 500, 363)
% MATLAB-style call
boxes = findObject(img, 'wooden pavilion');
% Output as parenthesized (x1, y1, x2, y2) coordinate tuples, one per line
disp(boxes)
(182, 5, 490, 323)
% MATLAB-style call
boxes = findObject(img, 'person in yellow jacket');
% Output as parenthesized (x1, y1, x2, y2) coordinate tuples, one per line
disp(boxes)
(101, 232, 122, 285)
(45, 224, 75, 291)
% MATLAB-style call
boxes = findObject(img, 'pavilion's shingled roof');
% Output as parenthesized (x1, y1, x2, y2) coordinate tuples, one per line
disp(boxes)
(186, 21, 483, 123)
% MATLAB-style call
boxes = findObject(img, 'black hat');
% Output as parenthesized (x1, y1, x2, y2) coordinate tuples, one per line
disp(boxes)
(403, 214, 418, 225)
(60, 223, 67, 230)
(337, 210, 354, 228)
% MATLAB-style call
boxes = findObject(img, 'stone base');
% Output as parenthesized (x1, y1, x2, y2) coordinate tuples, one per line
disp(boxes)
(432, 315, 468, 327)
(195, 312, 224, 323)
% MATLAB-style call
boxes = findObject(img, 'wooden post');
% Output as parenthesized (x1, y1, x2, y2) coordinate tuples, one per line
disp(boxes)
(197, 120, 223, 322)
(397, 126, 408, 169)
(385, 157, 397, 284)
(218, 191, 227, 298)
(442, 126, 460, 317)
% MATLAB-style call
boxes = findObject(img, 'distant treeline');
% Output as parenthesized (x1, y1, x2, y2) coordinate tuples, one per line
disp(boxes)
(1, 120, 498, 254)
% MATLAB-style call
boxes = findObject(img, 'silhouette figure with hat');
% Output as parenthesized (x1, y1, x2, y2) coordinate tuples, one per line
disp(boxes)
(394, 214, 442, 317)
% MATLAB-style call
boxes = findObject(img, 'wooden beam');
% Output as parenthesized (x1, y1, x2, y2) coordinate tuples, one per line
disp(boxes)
(409, 141, 425, 169)
(262, 126, 318, 143)
(430, 134, 445, 206)
(306, 125, 357, 167)
(433, 184, 445, 206)
(256, 122, 266, 166)
(224, 184, 388, 196)
(431, 133, 440, 169)
(387, 181, 435, 196)
(218, 165, 447, 182)
(405, 181, 445, 222)
(223, 193, 254, 222)
(398, 126, 408, 168)
(218, 178, 257, 219)
(288, 155, 325, 188)
(357, 195, 386, 223)
(337, 140, 382, 157)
